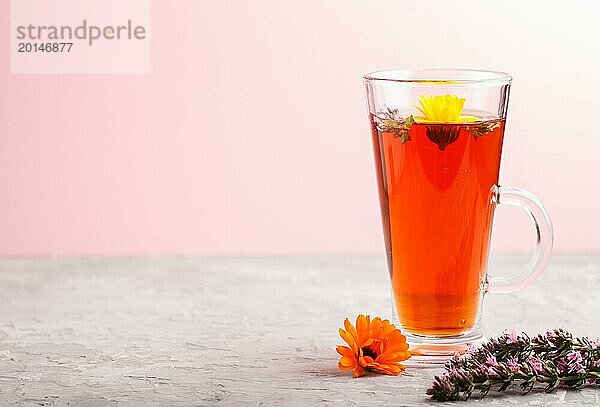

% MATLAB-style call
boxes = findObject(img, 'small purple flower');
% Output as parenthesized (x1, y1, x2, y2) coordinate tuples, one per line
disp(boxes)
(427, 375, 457, 400)
(507, 357, 520, 373)
(447, 368, 462, 380)
(591, 337, 600, 350)
(546, 330, 556, 341)
(451, 351, 470, 364)
(451, 351, 461, 362)
(557, 351, 584, 374)
(480, 364, 499, 377)
(465, 344, 476, 355)
(526, 356, 544, 373)
(486, 355, 498, 367)
(567, 350, 583, 362)
(567, 351, 584, 372)
(507, 329, 518, 344)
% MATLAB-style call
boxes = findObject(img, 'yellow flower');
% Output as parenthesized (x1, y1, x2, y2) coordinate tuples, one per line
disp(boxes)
(337, 315, 411, 378)
(414, 94, 478, 123)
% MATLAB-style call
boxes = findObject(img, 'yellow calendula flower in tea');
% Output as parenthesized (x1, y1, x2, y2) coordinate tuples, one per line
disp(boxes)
(414, 94, 479, 123)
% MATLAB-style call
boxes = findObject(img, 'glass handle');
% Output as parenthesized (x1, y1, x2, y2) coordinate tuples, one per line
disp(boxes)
(487, 186, 554, 294)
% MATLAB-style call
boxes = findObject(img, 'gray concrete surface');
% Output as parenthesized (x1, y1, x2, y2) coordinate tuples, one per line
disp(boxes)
(0, 255, 598, 406)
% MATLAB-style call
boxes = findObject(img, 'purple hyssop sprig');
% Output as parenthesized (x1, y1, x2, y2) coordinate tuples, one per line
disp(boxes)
(427, 329, 600, 401)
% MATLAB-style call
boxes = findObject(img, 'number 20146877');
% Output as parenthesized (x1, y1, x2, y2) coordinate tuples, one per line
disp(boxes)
(18, 42, 73, 53)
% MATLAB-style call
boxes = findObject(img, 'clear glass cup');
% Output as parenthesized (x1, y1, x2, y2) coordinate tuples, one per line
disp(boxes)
(363, 69, 553, 363)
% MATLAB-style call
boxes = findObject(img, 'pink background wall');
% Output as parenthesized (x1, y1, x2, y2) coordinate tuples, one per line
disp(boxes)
(1, 0, 599, 255)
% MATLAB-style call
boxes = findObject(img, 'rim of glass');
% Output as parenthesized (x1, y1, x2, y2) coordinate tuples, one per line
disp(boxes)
(363, 69, 512, 85)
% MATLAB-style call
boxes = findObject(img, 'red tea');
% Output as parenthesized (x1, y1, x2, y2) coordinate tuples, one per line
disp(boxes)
(371, 117, 505, 336)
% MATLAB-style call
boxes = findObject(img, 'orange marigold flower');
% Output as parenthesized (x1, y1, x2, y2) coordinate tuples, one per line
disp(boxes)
(337, 314, 411, 378)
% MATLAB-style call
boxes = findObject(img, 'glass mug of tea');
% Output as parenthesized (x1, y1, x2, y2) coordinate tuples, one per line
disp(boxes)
(364, 69, 553, 363)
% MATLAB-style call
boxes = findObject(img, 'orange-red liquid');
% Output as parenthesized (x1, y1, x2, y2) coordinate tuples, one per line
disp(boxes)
(371, 118, 505, 336)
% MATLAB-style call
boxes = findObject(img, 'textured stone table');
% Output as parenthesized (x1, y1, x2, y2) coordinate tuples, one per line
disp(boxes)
(0, 255, 598, 406)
